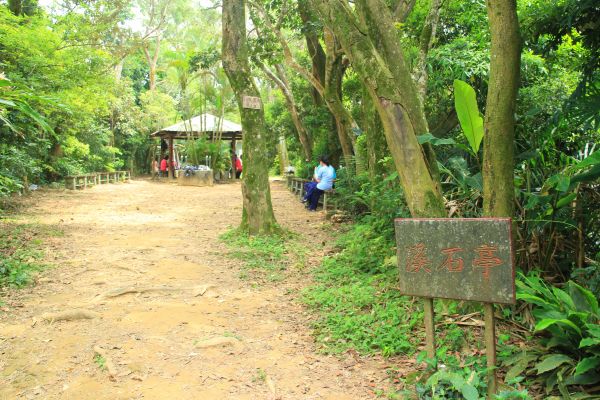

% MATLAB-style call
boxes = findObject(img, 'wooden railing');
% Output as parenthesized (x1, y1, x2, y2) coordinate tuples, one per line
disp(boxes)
(65, 171, 131, 190)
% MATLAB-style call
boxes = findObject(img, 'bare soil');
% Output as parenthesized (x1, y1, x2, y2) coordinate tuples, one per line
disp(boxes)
(0, 179, 391, 399)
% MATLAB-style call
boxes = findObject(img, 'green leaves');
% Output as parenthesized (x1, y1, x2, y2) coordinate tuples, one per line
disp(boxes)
(575, 357, 600, 376)
(453, 79, 484, 154)
(535, 354, 573, 374)
(516, 273, 600, 394)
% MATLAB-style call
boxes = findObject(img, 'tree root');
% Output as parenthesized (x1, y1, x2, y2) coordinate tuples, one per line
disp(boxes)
(41, 309, 99, 323)
(99, 286, 181, 299)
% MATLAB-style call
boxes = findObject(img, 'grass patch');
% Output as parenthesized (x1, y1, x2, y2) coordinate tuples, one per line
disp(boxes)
(220, 228, 306, 283)
(0, 221, 60, 288)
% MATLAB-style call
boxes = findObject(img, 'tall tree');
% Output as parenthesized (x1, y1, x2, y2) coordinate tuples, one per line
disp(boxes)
(309, 0, 445, 217)
(250, 0, 357, 160)
(297, 0, 327, 106)
(137, 0, 169, 91)
(483, 0, 521, 217)
(222, 0, 279, 234)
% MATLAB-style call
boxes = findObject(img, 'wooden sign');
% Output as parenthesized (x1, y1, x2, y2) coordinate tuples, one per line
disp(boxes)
(395, 218, 515, 304)
(242, 95, 261, 109)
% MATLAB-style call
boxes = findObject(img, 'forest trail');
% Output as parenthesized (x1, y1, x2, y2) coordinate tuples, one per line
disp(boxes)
(0, 180, 388, 400)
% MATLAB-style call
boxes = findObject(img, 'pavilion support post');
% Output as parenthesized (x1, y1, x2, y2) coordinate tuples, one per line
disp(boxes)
(168, 136, 175, 179)
(231, 139, 237, 180)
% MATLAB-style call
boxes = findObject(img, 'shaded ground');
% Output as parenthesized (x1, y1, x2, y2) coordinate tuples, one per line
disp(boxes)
(0, 179, 390, 399)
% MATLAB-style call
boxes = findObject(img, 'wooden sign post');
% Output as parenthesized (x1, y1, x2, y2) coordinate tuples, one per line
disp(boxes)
(242, 95, 261, 110)
(394, 218, 515, 399)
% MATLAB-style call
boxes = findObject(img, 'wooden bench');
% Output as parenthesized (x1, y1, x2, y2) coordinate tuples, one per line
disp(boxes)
(290, 177, 309, 199)
(320, 189, 337, 211)
(116, 170, 131, 182)
(65, 174, 97, 190)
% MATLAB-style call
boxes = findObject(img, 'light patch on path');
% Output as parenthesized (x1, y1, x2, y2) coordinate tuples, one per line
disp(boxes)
(0, 179, 387, 399)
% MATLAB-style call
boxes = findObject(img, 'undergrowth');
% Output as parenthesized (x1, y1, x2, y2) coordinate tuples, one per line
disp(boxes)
(0, 221, 59, 289)
(219, 228, 306, 283)
(301, 215, 530, 398)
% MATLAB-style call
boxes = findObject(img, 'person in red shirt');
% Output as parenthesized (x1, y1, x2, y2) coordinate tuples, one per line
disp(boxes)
(160, 156, 168, 178)
(234, 154, 243, 179)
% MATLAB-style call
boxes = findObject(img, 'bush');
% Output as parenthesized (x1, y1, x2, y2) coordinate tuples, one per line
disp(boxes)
(503, 274, 600, 396)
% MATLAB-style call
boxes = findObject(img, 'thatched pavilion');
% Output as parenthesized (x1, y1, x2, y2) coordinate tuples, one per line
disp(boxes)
(151, 113, 242, 179)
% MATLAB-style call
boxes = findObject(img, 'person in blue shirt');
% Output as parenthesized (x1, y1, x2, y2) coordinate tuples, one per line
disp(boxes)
(307, 155, 335, 211)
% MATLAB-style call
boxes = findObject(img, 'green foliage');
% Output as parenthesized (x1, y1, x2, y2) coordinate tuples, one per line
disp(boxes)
(506, 273, 600, 395)
(453, 79, 484, 154)
(0, 222, 58, 288)
(302, 220, 421, 356)
(183, 136, 230, 172)
(220, 228, 305, 283)
(93, 354, 107, 371)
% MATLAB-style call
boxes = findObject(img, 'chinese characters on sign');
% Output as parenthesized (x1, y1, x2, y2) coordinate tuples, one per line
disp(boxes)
(242, 95, 262, 110)
(405, 244, 503, 281)
(395, 219, 515, 304)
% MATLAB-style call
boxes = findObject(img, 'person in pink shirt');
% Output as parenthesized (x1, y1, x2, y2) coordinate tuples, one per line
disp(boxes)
(160, 156, 168, 178)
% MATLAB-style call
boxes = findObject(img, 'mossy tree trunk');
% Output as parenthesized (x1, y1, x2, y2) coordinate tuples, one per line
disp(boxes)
(310, 0, 445, 217)
(143, 37, 161, 91)
(483, 0, 521, 218)
(323, 28, 356, 161)
(298, 0, 327, 106)
(222, 0, 279, 235)
(252, 1, 356, 161)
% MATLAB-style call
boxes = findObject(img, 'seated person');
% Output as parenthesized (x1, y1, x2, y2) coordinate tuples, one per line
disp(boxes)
(307, 155, 335, 211)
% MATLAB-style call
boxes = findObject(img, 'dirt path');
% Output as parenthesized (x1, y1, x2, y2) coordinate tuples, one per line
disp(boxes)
(0, 180, 388, 399)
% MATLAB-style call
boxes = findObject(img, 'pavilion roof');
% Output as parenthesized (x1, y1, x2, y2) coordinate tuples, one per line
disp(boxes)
(151, 113, 242, 140)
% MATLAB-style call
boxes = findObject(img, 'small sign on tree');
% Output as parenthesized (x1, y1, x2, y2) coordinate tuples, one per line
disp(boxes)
(242, 95, 261, 109)
(395, 218, 515, 398)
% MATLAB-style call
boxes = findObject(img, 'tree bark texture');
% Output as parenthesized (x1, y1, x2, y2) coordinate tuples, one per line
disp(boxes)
(415, 0, 442, 100)
(310, 0, 445, 217)
(222, 0, 279, 234)
(483, 0, 521, 217)
(324, 28, 355, 161)
(143, 36, 161, 91)
(252, 2, 357, 161)
(298, 0, 327, 106)
(355, 0, 441, 184)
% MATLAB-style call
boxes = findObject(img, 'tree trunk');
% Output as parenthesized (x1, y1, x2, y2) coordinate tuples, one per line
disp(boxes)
(251, 2, 358, 161)
(415, 0, 442, 100)
(298, 0, 327, 106)
(483, 0, 521, 217)
(324, 29, 355, 161)
(356, 0, 441, 185)
(143, 36, 161, 91)
(310, 0, 445, 217)
(8, 0, 22, 15)
(222, 0, 279, 235)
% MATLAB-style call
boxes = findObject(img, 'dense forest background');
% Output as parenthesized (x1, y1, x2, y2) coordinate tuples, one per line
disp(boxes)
(1, 0, 599, 397)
